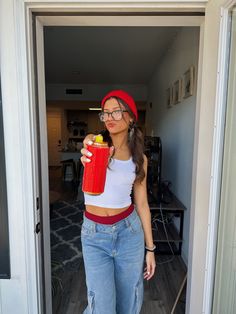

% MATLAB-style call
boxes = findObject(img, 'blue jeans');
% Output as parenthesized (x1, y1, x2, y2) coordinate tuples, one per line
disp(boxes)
(81, 208, 145, 314)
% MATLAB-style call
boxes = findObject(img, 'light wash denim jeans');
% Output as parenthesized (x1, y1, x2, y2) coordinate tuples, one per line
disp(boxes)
(81, 208, 145, 314)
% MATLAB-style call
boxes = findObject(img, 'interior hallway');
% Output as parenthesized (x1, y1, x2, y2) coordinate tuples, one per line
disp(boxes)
(49, 167, 187, 314)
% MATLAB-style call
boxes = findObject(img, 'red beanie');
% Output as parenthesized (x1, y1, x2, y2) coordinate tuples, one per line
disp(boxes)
(101, 90, 138, 121)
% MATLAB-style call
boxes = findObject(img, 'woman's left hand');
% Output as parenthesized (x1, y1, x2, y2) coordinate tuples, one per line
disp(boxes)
(143, 252, 156, 280)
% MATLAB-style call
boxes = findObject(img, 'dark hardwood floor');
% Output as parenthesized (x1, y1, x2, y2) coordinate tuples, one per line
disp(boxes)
(49, 166, 187, 314)
(52, 256, 186, 314)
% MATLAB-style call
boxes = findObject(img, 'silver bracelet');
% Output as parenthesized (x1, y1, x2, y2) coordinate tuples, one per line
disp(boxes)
(145, 244, 156, 252)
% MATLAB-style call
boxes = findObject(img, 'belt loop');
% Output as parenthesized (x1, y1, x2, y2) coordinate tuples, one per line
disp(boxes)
(124, 217, 130, 228)
(93, 222, 97, 233)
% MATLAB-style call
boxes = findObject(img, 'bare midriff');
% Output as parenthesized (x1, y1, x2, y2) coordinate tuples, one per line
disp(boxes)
(85, 204, 130, 216)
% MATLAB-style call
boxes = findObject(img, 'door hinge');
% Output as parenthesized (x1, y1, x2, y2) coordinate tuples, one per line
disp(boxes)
(35, 222, 40, 234)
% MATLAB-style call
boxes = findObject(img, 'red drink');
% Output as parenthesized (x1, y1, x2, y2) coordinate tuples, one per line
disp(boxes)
(82, 135, 110, 195)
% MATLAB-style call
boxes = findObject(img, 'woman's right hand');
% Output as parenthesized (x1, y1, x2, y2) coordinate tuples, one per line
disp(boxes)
(80, 134, 95, 166)
(80, 134, 114, 167)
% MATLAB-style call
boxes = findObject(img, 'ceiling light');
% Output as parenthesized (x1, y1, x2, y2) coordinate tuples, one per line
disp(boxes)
(89, 108, 101, 111)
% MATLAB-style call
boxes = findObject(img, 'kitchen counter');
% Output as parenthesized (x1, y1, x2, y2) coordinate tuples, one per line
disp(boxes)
(59, 150, 81, 153)
(60, 151, 82, 161)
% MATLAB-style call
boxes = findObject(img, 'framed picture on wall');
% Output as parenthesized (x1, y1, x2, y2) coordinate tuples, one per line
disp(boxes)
(166, 86, 173, 108)
(183, 66, 195, 98)
(173, 78, 182, 104)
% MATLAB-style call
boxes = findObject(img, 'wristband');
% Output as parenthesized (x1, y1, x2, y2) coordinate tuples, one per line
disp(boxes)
(145, 244, 156, 252)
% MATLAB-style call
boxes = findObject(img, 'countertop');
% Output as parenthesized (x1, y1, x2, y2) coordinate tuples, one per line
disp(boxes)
(59, 150, 81, 153)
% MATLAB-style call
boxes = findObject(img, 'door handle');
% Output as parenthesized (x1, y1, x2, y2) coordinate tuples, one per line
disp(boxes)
(35, 222, 40, 234)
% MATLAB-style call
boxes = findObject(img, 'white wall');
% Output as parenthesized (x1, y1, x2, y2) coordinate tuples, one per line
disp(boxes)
(146, 27, 200, 263)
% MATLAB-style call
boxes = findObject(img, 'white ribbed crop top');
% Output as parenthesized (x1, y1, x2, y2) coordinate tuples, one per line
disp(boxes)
(84, 157, 136, 208)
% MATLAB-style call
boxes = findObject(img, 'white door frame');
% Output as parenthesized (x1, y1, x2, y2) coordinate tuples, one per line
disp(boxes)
(0, 1, 233, 313)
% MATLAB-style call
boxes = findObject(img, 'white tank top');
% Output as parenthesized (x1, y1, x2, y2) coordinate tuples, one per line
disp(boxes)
(84, 157, 136, 208)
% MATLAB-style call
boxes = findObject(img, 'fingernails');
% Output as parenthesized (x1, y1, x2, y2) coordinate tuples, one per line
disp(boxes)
(87, 151, 92, 157)
(87, 140, 93, 145)
(86, 158, 91, 162)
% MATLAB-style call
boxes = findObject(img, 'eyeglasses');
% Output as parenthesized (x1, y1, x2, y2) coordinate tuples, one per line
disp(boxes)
(98, 109, 128, 122)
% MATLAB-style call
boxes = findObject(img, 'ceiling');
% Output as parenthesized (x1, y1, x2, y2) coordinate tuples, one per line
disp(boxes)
(44, 26, 182, 85)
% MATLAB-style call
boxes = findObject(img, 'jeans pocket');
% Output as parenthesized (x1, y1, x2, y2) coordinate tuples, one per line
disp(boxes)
(129, 215, 143, 234)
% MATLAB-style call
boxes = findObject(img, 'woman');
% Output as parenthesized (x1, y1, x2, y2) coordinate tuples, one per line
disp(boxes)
(80, 90, 156, 314)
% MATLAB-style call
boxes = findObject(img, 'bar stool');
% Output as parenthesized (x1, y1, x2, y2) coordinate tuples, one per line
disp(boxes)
(60, 159, 77, 181)
(76, 159, 83, 182)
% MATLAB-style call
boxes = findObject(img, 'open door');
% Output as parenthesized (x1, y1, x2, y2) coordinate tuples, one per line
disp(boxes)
(47, 110, 62, 166)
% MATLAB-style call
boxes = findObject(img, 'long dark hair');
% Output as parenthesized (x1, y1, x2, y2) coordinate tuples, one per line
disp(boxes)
(101, 97, 145, 183)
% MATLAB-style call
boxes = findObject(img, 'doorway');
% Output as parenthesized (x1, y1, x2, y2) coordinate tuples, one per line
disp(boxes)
(38, 20, 201, 313)
(31, 11, 205, 314)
